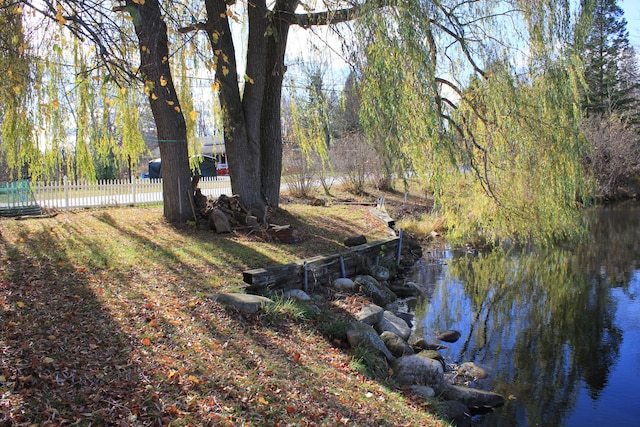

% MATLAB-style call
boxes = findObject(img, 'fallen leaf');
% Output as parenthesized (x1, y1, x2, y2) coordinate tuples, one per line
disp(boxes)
(142, 337, 151, 346)
(293, 352, 301, 362)
(16, 301, 25, 308)
(258, 397, 269, 405)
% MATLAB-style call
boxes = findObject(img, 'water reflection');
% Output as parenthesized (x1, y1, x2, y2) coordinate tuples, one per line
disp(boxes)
(412, 202, 640, 426)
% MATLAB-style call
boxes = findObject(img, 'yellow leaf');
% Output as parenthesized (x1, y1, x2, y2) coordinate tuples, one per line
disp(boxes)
(162, 56, 168, 64)
(13, 6, 22, 14)
(189, 110, 199, 121)
(160, 76, 167, 87)
(168, 370, 179, 379)
(174, 106, 181, 112)
(48, 335, 56, 340)
(258, 397, 269, 405)
(187, 375, 199, 383)
(55, 11, 67, 25)
(166, 100, 174, 105)
(211, 81, 220, 91)
(16, 301, 25, 308)
(151, 93, 158, 100)
(222, 66, 229, 76)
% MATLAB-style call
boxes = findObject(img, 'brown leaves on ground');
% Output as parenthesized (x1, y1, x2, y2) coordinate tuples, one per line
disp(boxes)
(0, 196, 444, 426)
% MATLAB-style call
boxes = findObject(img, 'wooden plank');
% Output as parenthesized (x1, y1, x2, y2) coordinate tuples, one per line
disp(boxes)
(243, 237, 399, 291)
(370, 207, 395, 229)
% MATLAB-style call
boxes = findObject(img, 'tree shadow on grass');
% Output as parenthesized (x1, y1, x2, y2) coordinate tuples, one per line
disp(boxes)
(0, 228, 159, 425)
(1, 209, 440, 425)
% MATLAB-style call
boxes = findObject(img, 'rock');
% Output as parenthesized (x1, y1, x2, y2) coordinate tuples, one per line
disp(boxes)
(437, 400, 472, 427)
(410, 337, 448, 351)
(392, 355, 446, 391)
(394, 311, 414, 328)
(437, 330, 462, 343)
(355, 304, 384, 325)
(375, 310, 412, 340)
(245, 215, 259, 228)
(408, 385, 435, 399)
(440, 385, 506, 411)
(354, 275, 396, 306)
(344, 235, 367, 247)
(368, 265, 391, 281)
(283, 289, 311, 301)
(209, 208, 232, 233)
(417, 350, 446, 371)
(211, 293, 274, 314)
(458, 362, 488, 380)
(332, 277, 355, 291)
(380, 331, 415, 357)
(346, 321, 395, 362)
(389, 282, 420, 297)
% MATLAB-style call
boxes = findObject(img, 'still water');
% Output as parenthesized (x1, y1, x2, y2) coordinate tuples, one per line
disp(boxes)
(409, 202, 640, 426)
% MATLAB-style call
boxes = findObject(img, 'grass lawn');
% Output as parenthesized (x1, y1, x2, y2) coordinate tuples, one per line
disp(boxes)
(0, 189, 446, 426)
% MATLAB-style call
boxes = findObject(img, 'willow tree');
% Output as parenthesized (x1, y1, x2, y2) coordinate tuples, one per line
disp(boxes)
(0, 3, 38, 180)
(355, 1, 596, 244)
(9, 0, 595, 236)
(4, 1, 195, 222)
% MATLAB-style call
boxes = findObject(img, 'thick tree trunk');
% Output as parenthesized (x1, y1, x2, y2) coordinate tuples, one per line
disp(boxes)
(260, 0, 297, 209)
(132, 0, 193, 223)
(205, 0, 265, 216)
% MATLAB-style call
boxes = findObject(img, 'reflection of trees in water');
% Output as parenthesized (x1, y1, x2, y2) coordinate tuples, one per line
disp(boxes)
(431, 203, 639, 426)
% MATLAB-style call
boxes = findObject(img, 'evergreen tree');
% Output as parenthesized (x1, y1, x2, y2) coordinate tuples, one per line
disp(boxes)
(580, 0, 639, 118)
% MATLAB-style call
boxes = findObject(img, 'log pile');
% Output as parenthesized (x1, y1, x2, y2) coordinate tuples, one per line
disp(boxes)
(193, 190, 297, 242)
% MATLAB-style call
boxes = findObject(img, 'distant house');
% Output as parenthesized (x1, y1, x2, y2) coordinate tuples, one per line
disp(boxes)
(199, 135, 228, 176)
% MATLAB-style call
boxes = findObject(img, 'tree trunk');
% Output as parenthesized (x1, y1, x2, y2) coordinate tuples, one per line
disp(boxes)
(132, 0, 193, 223)
(260, 0, 297, 209)
(205, 0, 265, 216)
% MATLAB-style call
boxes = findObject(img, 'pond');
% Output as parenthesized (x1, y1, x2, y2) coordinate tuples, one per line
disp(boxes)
(408, 202, 640, 426)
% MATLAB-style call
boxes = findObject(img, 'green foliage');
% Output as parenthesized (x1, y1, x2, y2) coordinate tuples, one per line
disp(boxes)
(350, 343, 388, 378)
(355, 0, 596, 246)
(578, 0, 639, 118)
(320, 319, 351, 342)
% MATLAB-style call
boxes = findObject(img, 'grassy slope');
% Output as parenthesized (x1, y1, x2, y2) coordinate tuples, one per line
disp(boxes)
(0, 193, 445, 426)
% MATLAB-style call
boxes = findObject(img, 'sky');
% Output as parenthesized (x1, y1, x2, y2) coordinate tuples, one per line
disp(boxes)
(621, 0, 640, 51)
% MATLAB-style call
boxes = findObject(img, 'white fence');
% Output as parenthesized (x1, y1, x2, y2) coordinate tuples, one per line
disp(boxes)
(31, 176, 232, 210)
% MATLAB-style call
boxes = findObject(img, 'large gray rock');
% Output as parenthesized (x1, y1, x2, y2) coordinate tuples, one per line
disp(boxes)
(368, 265, 391, 281)
(408, 385, 435, 398)
(355, 304, 384, 325)
(346, 321, 395, 362)
(209, 208, 232, 233)
(440, 385, 506, 411)
(380, 331, 415, 357)
(332, 277, 355, 291)
(283, 289, 311, 301)
(375, 310, 412, 340)
(353, 275, 396, 306)
(392, 355, 446, 391)
(211, 293, 275, 314)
